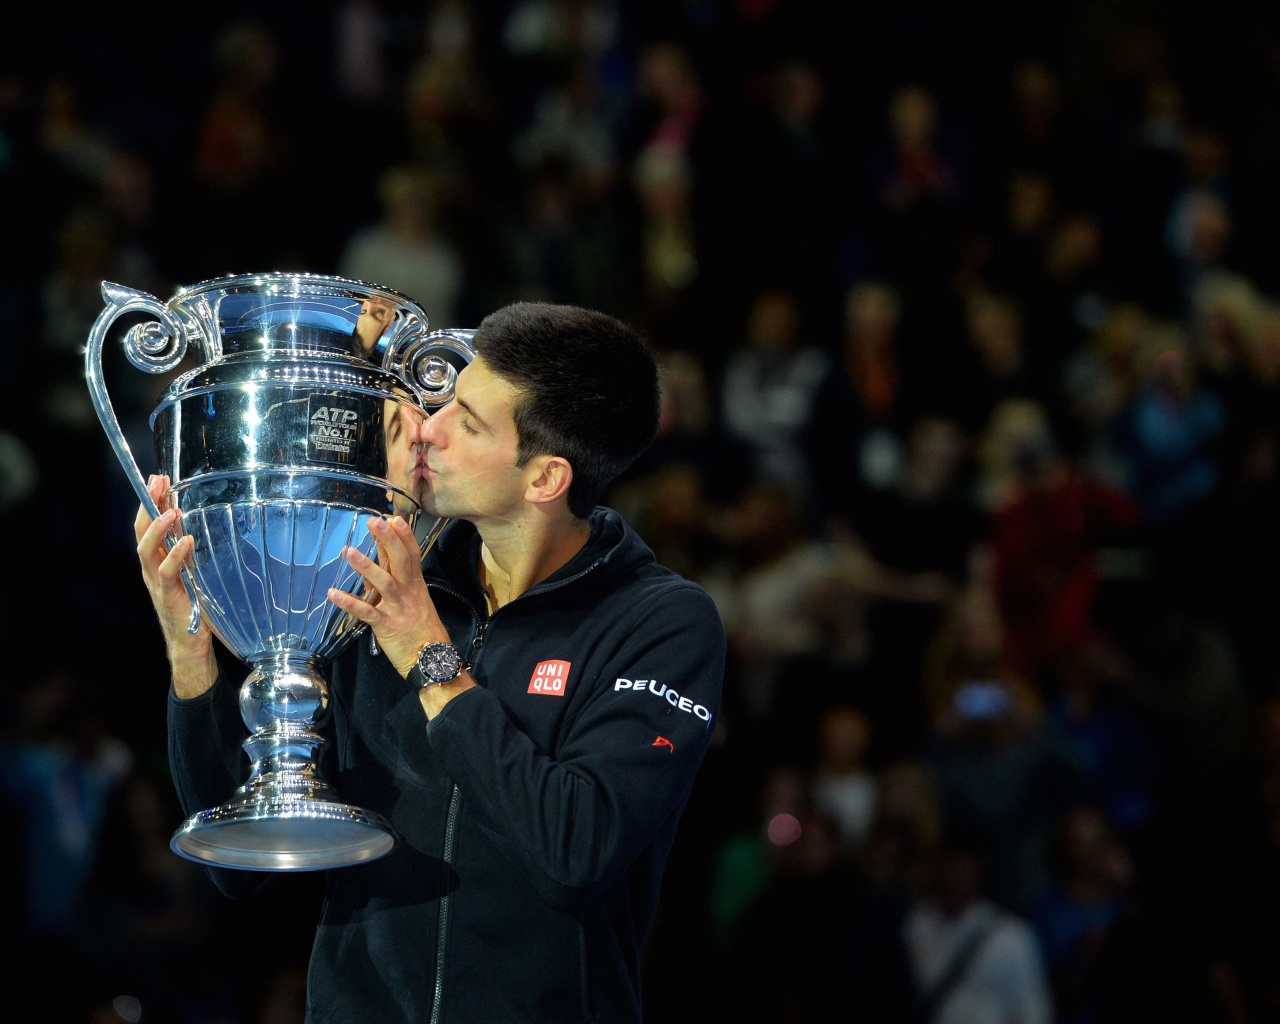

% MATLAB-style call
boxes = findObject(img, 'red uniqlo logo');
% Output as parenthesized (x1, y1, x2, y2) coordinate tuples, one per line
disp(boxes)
(528, 660, 571, 695)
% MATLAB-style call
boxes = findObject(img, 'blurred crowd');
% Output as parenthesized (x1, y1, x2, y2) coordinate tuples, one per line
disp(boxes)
(4, 1, 1280, 1021)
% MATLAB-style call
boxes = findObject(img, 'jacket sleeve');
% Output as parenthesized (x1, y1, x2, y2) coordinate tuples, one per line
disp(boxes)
(425, 579, 725, 909)
(167, 668, 278, 898)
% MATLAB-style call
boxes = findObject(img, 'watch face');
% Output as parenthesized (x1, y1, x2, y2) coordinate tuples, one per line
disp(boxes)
(420, 643, 462, 684)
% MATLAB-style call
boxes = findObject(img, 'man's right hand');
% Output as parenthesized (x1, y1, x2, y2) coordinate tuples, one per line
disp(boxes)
(134, 474, 218, 698)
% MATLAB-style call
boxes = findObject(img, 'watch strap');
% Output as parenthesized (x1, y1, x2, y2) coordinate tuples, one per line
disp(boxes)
(408, 663, 443, 689)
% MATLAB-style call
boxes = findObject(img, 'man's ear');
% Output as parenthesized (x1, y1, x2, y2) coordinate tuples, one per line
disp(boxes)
(525, 454, 574, 505)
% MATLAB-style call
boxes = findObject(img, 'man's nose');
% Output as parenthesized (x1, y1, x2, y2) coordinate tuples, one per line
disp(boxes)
(407, 407, 427, 442)
(412, 407, 437, 446)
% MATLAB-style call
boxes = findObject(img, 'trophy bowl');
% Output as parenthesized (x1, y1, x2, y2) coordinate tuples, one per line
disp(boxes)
(85, 272, 476, 871)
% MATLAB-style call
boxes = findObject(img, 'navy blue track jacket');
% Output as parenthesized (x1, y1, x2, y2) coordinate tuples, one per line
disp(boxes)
(167, 507, 726, 1023)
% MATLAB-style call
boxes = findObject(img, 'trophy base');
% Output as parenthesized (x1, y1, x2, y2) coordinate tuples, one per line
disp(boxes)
(171, 795, 398, 871)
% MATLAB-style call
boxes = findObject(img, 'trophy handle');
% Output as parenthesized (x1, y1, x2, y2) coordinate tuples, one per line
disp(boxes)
(85, 281, 203, 634)
(386, 328, 478, 409)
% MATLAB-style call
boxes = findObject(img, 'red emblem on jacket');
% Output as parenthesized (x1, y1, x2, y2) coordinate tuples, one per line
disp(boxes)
(528, 660, 571, 695)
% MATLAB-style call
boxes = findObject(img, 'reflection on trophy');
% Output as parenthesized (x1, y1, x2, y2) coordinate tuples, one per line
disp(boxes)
(85, 272, 476, 871)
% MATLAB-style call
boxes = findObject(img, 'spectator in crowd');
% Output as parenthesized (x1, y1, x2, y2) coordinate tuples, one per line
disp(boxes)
(805, 278, 923, 516)
(718, 284, 831, 517)
(831, 413, 989, 754)
(860, 755, 945, 895)
(979, 166, 1061, 305)
(188, 19, 309, 271)
(707, 761, 815, 944)
(983, 398, 1143, 684)
(1219, 696, 1280, 1019)
(1029, 805, 1135, 1024)
(727, 55, 844, 314)
(0, 663, 136, 1020)
(73, 764, 240, 1023)
(629, 138, 701, 345)
(977, 58, 1100, 218)
(1111, 327, 1226, 530)
(496, 151, 637, 311)
(1176, 294, 1280, 695)
(1040, 639, 1160, 838)
(709, 760, 917, 1022)
(940, 286, 1057, 440)
(336, 161, 467, 328)
(902, 826, 1054, 1024)
(810, 702, 880, 855)
(605, 347, 750, 584)
(396, 27, 504, 212)
(858, 82, 974, 301)
(700, 477, 872, 738)
(920, 582, 1090, 913)
(1059, 301, 1157, 486)
(509, 53, 627, 205)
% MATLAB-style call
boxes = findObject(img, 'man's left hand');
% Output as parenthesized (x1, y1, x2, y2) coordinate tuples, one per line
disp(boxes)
(329, 515, 448, 679)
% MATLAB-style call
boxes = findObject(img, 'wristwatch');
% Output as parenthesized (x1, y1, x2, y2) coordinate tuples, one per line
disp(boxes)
(408, 641, 468, 689)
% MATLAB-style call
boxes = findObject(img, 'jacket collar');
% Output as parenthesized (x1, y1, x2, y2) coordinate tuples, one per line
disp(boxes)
(429, 507, 646, 598)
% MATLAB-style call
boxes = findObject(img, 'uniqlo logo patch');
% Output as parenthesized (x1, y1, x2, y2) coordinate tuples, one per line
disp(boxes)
(528, 660, 571, 695)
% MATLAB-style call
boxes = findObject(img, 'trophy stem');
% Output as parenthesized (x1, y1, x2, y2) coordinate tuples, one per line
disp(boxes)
(170, 652, 398, 871)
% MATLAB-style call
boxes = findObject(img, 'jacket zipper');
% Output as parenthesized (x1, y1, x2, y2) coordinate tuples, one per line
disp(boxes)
(429, 581, 482, 1024)
(430, 785, 461, 1024)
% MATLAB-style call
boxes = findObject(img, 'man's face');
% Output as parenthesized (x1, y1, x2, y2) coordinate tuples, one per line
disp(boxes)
(384, 399, 426, 517)
(355, 298, 395, 354)
(415, 356, 526, 522)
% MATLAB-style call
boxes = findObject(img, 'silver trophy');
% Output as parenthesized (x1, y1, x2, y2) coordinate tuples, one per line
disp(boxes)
(85, 272, 476, 871)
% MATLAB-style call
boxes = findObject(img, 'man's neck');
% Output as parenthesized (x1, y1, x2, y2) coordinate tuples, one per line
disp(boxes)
(477, 514, 592, 609)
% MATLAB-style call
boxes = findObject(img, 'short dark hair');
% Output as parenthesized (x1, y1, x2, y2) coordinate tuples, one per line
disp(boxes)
(473, 302, 660, 518)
